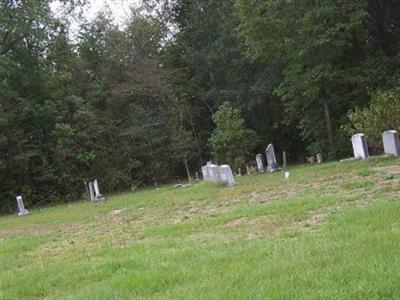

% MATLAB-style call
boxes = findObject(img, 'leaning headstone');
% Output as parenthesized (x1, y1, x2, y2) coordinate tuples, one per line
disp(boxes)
(255, 154, 265, 173)
(265, 144, 279, 172)
(93, 179, 105, 201)
(16, 196, 29, 216)
(382, 130, 400, 157)
(316, 153, 324, 164)
(351, 133, 369, 159)
(218, 165, 236, 186)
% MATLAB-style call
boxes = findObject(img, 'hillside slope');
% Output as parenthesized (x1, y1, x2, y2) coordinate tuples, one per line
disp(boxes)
(1, 157, 400, 299)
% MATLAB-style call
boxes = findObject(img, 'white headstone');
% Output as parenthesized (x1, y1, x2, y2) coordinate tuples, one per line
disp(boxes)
(93, 179, 101, 196)
(255, 154, 265, 173)
(218, 165, 236, 186)
(88, 181, 95, 201)
(201, 162, 236, 186)
(208, 165, 220, 182)
(265, 144, 279, 172)
(201, 161, 218, 181)
(16, 196, 29, 216)
(316, 153, 324, 164)
(351, 133, 369, 159)
(201, 165, 209, 180)
(382, 130, 400, 157)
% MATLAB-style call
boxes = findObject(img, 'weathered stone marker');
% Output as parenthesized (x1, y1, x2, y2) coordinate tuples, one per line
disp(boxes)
(86, 179, 105, 202)
(88, 181, 95, 201)
(200, 162, 236, 186)
(351, 133, 369, 159)
(16, 196, 29, 216)
(218, 165, 236, 186)
(382, 130, 400, 157)
(265, 144, 279, 172)
(255, 154, 265, 173)
(208, 162, 220, 182)
(316, 153, 324, 164)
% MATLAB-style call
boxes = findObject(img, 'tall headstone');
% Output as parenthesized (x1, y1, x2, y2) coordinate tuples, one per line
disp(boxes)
(382, 130, 400, 157)
(316, 153, 324, 164)
(88, 181, 95, 201)
(351, 133, 369, 159)
(265, 144, 279, 172)
(218, 165, 236, 186)
(255, 154, 265, 173)
(16, 196, 29, 216)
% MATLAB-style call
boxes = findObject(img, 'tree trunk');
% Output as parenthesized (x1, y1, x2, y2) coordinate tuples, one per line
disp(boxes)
(183, 157, 192, 182)
(323, 99, 334, 145)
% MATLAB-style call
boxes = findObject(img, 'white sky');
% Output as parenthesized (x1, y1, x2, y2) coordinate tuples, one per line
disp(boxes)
(51, 0, 141, 33)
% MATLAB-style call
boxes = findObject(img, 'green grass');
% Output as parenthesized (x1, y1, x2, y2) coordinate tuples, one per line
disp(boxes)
(1, 156, 400, 299)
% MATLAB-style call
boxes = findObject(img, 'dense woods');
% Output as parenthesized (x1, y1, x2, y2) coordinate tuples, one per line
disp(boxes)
(1, 0, 399, 212)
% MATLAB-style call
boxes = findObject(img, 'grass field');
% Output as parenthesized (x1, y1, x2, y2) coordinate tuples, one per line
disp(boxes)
(1, 157, 400, 299)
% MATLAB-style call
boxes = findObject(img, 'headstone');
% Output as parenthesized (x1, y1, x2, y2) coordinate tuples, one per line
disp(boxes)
(316, 153, 324, 164)
(195, 172, 200, 181)
(255, 154, 265, 173)
(201, 165, 210, 181)
(218, 165, 236, 186)
(306, 156, 316, 164)
(86, 179, 105, 202)
(207, 162, 220, 182)
(382, 130, 400, 157)
(200, 162, 236, 186)
(88, 181, 95, 201)
(246, 165, 251, 176)
(93, 179, 101, 198)
(351, 133, 369, 159)
(83, 181, 91, 199)
(237, 168, 242, 176)
(16, 196, 29, 216)
(284, 171, 290, 180)
(265, 144, 279, 172)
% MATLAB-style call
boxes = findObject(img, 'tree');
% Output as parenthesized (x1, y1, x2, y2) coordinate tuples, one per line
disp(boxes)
(236, 0, 369, 158)
(346, 86, 400, 151)
(209, 102, 258, 169)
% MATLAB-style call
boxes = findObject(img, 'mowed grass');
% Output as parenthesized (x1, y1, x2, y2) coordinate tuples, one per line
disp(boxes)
(1, 157, 400, 299)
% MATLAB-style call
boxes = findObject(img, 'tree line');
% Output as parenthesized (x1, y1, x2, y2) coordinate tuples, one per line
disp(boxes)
(1, 0, 399, 212)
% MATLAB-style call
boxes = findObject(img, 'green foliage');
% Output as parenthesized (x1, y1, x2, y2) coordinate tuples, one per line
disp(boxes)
(346, 87, 400, 150)
(209, 102, 258, 168)
(1, 0, 400, 212)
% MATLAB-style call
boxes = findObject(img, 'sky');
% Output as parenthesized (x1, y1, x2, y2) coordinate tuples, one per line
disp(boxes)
(51, 0, 141, 34)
